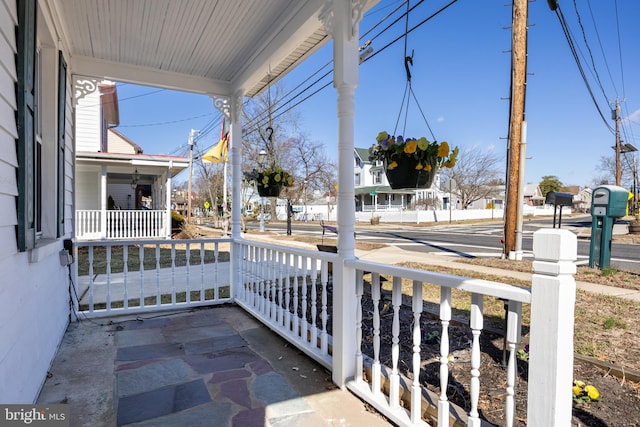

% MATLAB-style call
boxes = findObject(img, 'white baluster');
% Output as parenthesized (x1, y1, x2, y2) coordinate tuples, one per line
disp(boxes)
(170, 245, 176, 305)
(438, 287, 451, 427)
(389, 276, 402, 408)
(139, 245, 145, 308)
(123, 245, 129, 309)
(411, 280, 423, 424)
(301, 258, 308, 343)
(185, 242, 191, 305)
(310, 259, 318, 348)
(277, 252, 284, 326)
(321, 260, 328, 355)
(468, 293, 483, 427)
(371, 273, 381, 395)
(155, 245, 161, 305)
(505, 300, 522, 427)
(106, 246, 112, 311)
(284, 253, 292, 333)
(355, 270, 364, 382)
(199, 242, 205, 301)
(292, 255, 300, 339)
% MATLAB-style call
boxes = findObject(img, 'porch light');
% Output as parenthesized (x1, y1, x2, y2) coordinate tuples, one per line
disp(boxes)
(131, 169, 140, 189)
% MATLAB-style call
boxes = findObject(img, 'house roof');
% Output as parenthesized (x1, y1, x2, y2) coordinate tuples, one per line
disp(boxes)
(76, 152, 189, 179)
(355, 148, 371, 163)
(523, 183, 541, 197)
(52, 1, 377, 97)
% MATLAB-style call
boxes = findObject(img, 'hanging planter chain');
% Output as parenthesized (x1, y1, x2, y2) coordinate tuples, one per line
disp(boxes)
(393, 0, 436, 141)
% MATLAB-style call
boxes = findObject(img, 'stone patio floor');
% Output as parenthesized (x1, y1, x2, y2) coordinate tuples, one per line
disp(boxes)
(37, 304, 393, 427)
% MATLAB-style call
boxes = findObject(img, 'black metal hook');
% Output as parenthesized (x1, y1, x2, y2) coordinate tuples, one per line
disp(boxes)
(404, 50, 414, 82)
(266, 126, 273, 142)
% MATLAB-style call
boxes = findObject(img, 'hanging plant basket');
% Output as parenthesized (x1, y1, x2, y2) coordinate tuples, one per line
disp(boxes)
(384, 157, 437, 190)
(257, 183, 283, 197)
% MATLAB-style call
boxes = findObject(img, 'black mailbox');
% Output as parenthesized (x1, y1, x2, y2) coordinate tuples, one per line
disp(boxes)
(545, 192, 573, 206)
(545, 192, 573, 228)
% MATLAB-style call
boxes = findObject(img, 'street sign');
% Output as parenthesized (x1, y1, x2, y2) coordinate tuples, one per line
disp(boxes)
(369, 191, 378, 196)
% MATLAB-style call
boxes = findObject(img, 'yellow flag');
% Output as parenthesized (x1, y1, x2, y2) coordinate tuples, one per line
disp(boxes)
(202, 136, 228, 163)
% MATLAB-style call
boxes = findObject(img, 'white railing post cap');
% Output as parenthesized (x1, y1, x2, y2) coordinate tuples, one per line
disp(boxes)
(532, 228, 577, 262)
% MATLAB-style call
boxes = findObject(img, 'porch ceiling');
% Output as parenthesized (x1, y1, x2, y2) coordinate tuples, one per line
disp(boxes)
(50, 0, 332, 97)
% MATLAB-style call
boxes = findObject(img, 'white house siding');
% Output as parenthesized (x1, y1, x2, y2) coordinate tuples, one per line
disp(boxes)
(0, 0, 72, 404)
(74, 82, 100, 152)
(0, 0, 18, 260)
(107, 129, 136, 154)
(76, 170, 100, 209)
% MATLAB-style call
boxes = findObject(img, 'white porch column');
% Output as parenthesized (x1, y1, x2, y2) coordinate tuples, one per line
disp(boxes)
(213, 91, 243, 298)
(321, 0, 365, 387)
(100, 165, 107, 239)
(527, 229, 577, 425)
(165, 167, 172, 239)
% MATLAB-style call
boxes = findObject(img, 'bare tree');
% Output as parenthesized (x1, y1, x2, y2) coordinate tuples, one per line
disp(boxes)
(592, 155, 634, 188)
(241, 84, 298, 172)
(289, 134, 337, 203)
(241, 83, 337, 206)
(442, 146, 503, 209)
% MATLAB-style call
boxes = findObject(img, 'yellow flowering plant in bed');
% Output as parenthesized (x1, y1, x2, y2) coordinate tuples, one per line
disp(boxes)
(369, 131, 459, 171)
(573, 380, 601, 403)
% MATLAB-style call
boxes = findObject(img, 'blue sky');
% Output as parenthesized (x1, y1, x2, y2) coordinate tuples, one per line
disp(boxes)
(115, 0, 639, 188)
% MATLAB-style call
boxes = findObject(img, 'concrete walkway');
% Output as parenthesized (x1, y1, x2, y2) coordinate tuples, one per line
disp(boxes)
(38, 306, 392, 427)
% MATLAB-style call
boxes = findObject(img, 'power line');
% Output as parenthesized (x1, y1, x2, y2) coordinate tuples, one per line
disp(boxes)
(119, 112, 213, 128)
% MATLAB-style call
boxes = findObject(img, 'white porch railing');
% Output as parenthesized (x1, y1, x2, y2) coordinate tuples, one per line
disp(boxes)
(71, 229, 576, 426)
(72, 238, 232, 317)
(75, 209, 168, 240)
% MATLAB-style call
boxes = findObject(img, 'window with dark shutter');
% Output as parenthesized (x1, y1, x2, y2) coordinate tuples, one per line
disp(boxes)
(57, 51, 67, 237)
(16, 0, 37, 251)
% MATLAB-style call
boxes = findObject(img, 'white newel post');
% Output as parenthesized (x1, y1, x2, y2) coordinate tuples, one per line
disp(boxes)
(320, 0, 364, 387)
(527, 229, 577, 425)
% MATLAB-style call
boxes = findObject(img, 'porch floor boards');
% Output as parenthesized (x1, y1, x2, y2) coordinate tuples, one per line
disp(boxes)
(37, 305, 392, 427)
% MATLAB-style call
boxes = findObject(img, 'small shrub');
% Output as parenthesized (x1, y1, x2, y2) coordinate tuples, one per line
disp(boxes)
(171, 210, 185, 230)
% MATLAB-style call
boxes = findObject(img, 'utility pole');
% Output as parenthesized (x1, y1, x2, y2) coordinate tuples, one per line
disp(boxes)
(187, 129, 195, 224)
(614, 98, 621, 186)
(503, 0, 528, 258)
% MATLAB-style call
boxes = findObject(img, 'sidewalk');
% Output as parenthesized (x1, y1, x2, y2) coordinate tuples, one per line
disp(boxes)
(245, 229, 640, 303)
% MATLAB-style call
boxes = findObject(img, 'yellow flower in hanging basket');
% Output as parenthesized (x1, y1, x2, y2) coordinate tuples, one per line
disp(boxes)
(246, 166, 295, 189)
(369, 131, 459, 171)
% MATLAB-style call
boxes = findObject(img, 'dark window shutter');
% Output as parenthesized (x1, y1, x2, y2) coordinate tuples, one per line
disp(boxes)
(16, 0, 37, 251)
(57, 51, 67, 237)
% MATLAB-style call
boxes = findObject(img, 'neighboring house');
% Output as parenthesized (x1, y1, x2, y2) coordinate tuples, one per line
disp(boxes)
(74, 80, 189, 239)
(574, 187, 593, 213)
(353, 147, 444, 211)
(458, 184, 506, 211)
(523, 182, 545, 206)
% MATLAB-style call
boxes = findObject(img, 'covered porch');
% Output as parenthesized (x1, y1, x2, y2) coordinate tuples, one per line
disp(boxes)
(75, 152, 189, 240)
(40, 229, 578, 426)
(37, 0, 575, 425)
